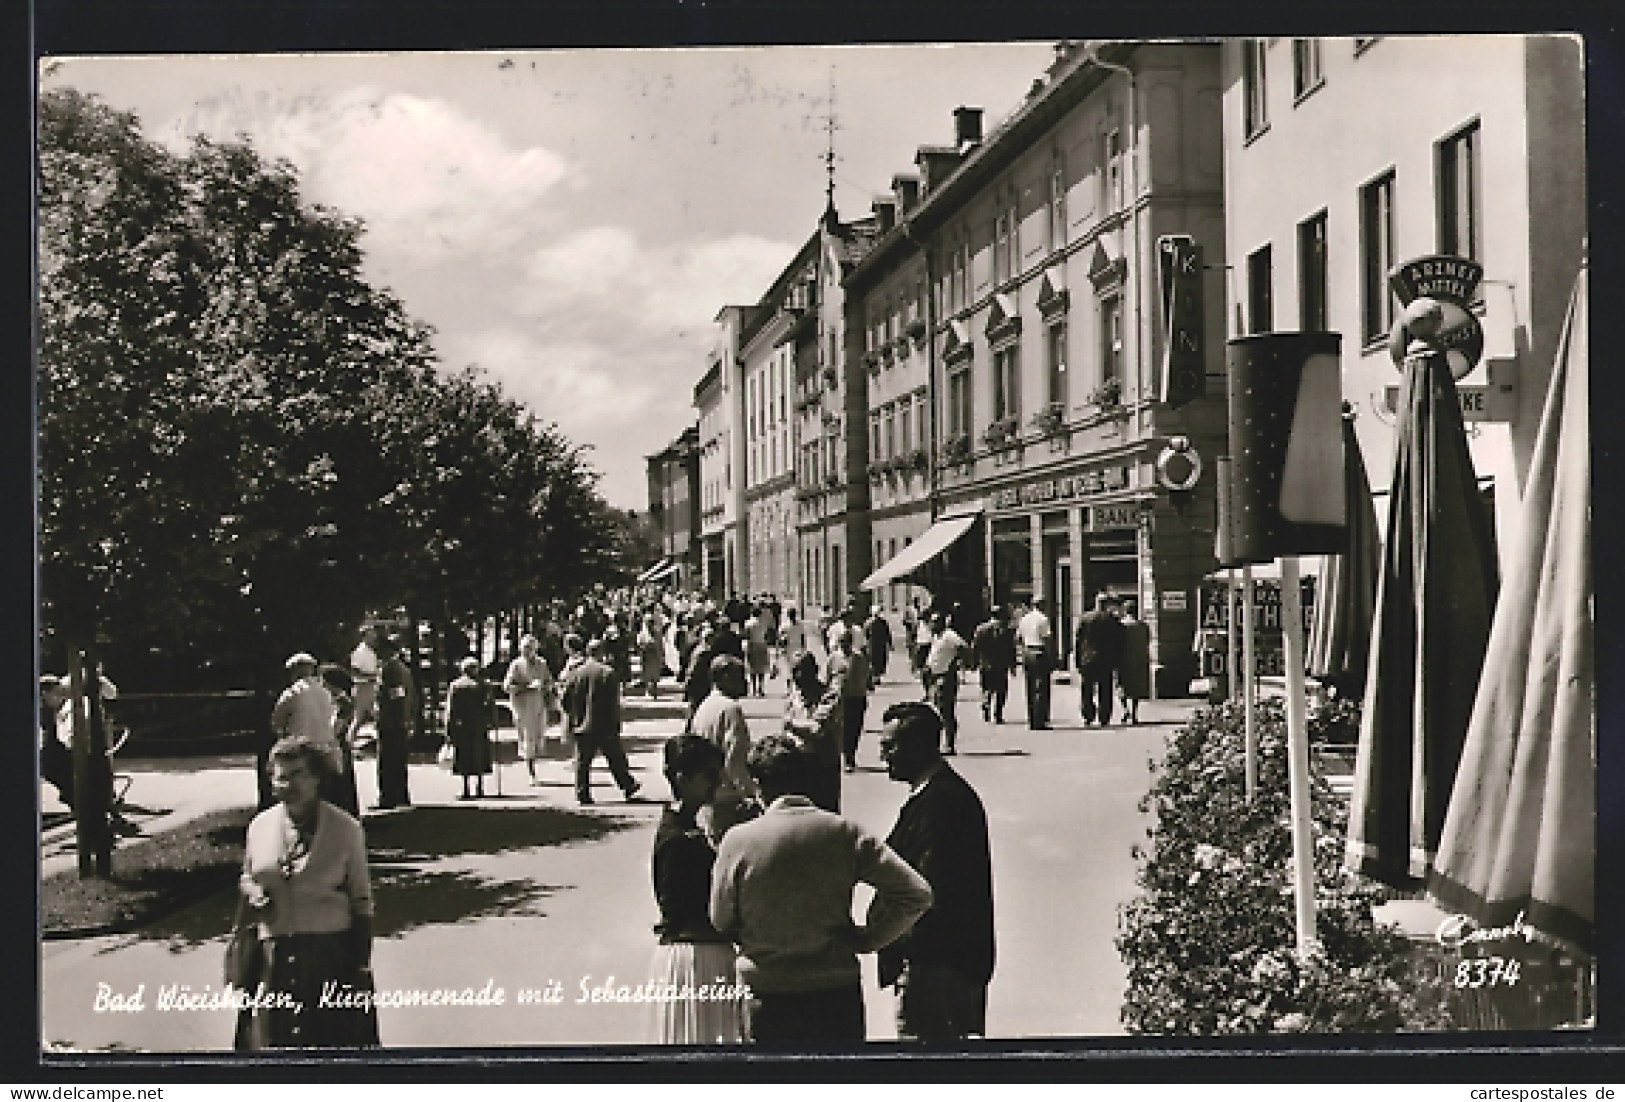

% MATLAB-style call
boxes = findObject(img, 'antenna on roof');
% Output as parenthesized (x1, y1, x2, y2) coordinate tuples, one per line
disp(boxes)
(824, 66, 840, 217)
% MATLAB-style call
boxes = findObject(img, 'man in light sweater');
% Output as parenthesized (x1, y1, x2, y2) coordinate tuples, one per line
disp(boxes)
(709, 734, 933, 1044)
(689, 655, 758, 841)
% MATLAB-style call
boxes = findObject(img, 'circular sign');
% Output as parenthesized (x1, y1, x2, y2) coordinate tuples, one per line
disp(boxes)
(1156, 442, 1203, 492)
(1389, 297, 1484, 380)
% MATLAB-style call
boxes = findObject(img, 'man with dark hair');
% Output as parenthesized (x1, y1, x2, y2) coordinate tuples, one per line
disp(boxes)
(689, 655, 757, 840)
(972, 605, 1017, 725)
(560, 635, 641, 805)
(1074, 593, 1128, 726)
(710, 734, 932, 1044)
(878, 702, 996, 1039)
(826, 626, 870, 773)
(1015, 598, 1055, 729)
(373, 635, 415, 810)
(922, 612, 968, 754)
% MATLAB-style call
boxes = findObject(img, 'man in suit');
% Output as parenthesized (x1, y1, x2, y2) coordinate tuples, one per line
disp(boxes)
(559, 635, 641, 805)
(373, 635, 416, 810)
(877, 702, 996, 1040)
(1073, 593, 1128, 726)
(971, 605, 1017, 725)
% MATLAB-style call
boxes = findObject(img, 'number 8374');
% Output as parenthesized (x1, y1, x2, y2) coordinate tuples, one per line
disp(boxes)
(1454, 956, 1521, 988)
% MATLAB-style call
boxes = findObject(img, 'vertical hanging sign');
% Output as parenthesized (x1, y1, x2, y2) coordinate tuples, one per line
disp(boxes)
(1158, 234, 1205, 408)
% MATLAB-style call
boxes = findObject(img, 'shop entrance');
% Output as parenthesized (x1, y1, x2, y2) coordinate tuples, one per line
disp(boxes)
(1042, 516, 1072, 664)
(1083, 527, 1138, 609)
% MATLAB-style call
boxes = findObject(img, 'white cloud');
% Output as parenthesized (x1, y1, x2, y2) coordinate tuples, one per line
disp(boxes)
(162, 86, 571, 265)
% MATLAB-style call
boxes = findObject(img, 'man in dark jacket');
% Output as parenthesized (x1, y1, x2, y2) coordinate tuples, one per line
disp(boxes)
(374, 634, 416, 810)
(559, 635, 641, 805)
(877, 702, 996, 1039)
(1073, 593, 1127, 726)
(971, 606, 1017, 724)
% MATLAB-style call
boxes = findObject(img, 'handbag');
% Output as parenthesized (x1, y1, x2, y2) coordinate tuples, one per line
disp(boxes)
(224, 894, 264, 989)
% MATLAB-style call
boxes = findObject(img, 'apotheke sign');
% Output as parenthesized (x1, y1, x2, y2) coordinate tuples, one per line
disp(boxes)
(990, 465, 1131, 512)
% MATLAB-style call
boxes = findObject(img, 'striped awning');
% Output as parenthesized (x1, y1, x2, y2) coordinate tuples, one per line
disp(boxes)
(859, 512, 979, 590)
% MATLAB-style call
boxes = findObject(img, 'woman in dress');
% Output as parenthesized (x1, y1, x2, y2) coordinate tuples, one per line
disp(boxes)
(446, 657, 494, 800)
(1117, 601, 1153, 725)
(743, 608, 771, 697)
(505, 635, 554, 785)
(784, 651, 844, 813)
(236, 734, 377, 1049)
(637, 615, 666, 700)
(647, 734, 743, 1044)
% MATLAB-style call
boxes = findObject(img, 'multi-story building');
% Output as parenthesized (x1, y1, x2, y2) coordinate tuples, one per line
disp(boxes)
(853, 41, 1228, 690)
(742, 235, 818, 602)
(793, 204, 882, 616)
(1219, 34, 1585, 566)
(645, 425, 701, 589)
(695, 306, 746, 598)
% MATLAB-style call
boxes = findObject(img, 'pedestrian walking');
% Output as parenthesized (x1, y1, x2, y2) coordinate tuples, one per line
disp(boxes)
(559, 635, 641, 805)
(785, 651, 844, 812)
(971, 606, 1017, 725)
(1117, 600, 1152, 724)
(744, 608, 772, 696)
(235, 734, 377, 1050)
(902, 600, 921, 676)
(864, 608, 893, 689)
(505, 635, 556, 785)
(345, 624, 380, 748)
(779, 607, 814, 668)
(39, 675, 75, 811)
(690, 655, 760, 840)
(878, 702, 996, 1040)
(319, 665, 362, 816)
(373, 635, 415, 810)
(913, 608, 936, 694)
(827, 628, 871, 774)
(922, 613, 969, 754)
(446, 657, 494, 800)
(1015, 599, 1055, 729)
(682, 623, 719, 733)
(1073, 594, 1128, 726)
(637, 616, 667, 700)
(271, 653, 342, 808)
(647, 735, 744, 1044)
(708, 734, 932, 1044)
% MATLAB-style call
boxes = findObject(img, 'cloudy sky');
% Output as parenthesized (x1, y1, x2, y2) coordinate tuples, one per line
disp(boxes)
(42, 44, 1056, 507)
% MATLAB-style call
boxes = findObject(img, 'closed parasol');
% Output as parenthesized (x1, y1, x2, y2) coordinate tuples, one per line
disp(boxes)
(1345, 330, 1499, 890)
(1306, 405, 1381, 699)
(1427, 267, 1592, 957)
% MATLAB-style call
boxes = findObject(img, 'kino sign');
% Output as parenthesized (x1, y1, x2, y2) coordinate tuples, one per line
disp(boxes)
(1387, 254, 1484, 380)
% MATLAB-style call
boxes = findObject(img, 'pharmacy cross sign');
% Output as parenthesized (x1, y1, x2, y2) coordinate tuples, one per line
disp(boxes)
(1387, 254, 1485, 380)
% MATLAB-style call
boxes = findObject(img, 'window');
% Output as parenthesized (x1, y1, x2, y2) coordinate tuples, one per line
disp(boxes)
(898, 400, 912, 453)
(993, 345, 1021, 423)
(915, 391, 930, 451)
(1048, 158, 1067, 252)
(1104, 130, 1124, 212)
(883, 404, 896, 460)
(947, 365, 973, 438)
(1242, 39, 1268, 138)
(1247, 244, 1273, 335)
(1298, 211, 1329, 332)
(1047, 320, 1069, 407)
(1361, 171, 1397, 343)
(993, 197, 1018, 286)
(1292, 39, 1323, 99)
(1101, 294, 1124, 386)
(869, 411, 881, 462)
(1438, 121, 1481, 263)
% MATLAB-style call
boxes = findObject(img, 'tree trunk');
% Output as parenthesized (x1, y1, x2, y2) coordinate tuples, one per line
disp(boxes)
(70, 647, 112, 878)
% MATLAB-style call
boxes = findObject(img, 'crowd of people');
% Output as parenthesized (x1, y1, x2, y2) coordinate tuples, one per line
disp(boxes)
(41, 581, 1156, 1050)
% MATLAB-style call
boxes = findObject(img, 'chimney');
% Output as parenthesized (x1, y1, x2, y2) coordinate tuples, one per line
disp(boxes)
(953, 105, 984, 149)
(915, 146, 961, 196)
(892, 173, 920, 213)
(872, 197, 897, 234)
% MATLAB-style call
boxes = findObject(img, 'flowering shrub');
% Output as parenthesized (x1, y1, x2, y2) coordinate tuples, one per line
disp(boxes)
(1117, 698, 1456, 1034)
(1308, 694, 1362, 747)
(943, 434, 972, 463)
(1030, 401, 1065, 436)
(982, 417, 1020, 450)
(1088, 376, 1123, 409)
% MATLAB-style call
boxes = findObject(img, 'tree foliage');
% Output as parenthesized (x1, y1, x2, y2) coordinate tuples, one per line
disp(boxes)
(38, 89, 627, 685)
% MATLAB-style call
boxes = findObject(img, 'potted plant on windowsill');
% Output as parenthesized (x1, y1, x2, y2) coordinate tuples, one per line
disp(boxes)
(982, 416, 1021, 451)
(906, 318, 928, 346)
(943, 433, 972, 466)
(1087, 376, 1123, 414)
(821, 365, 839, 388)
(1031, 401, 1066, 437)
(910, 447, 929, 472)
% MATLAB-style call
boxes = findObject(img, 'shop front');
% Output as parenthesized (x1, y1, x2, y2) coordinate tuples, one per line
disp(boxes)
(985, 462, 1150, 669)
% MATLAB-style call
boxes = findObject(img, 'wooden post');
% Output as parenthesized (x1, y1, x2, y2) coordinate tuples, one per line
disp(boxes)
(1280, 555, 1318, 959)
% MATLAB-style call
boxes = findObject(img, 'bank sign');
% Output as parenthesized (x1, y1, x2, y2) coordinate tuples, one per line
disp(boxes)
(989, 465, 1131, 512)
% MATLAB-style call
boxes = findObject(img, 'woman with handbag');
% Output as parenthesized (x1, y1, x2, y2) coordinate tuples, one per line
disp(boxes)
(505, 635, 555, 784)
(233, 733, 378, 1049)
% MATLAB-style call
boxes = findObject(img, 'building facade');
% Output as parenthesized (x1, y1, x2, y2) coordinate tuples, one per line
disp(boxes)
(742, 236, 818, 602)
(645, 425, 701, 589)
(852, 41, 1229, 690)
(1219, 34, 1585, 567)
(695, 304, 746, 599)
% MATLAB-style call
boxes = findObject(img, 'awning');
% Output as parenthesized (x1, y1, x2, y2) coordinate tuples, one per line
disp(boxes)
(643, 560, 680, 584)
(860, 512, 979, 590)
(636, 558, 672, 583)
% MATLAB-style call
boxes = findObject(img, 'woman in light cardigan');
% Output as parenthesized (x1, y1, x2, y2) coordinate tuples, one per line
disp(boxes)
(236, 734, 377, 1049)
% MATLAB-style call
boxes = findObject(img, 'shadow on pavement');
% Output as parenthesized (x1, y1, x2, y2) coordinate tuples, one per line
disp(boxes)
(363, 804, 633, 862)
